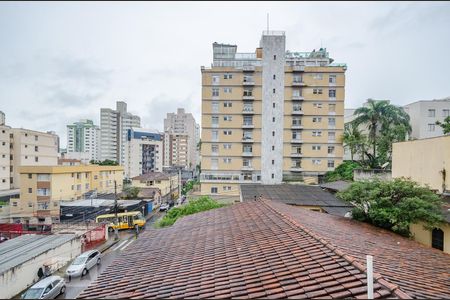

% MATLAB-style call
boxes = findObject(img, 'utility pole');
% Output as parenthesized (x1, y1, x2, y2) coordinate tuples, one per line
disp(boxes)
(114, 180, 119, 240)
(178, 168, 181, 203)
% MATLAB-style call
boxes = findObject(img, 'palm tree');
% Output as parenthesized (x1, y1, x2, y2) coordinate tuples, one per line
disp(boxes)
(342, 122, 367, 162)
(353, 99, 411, 167)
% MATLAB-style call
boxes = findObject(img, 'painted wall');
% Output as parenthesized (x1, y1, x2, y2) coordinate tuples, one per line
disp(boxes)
(410, 222, 450, 254)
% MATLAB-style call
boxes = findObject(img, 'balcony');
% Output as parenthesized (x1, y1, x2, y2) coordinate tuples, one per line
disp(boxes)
(292, 110, 304, 115)
(242, 123, 254, 129)
(292, 66, 305, 72)
(243, 95, 255, 101)
(242, 108, 254, 114)
(292, 81, 306, 87)
(243, 66, 255, 72)
(291, 124, 303, 129)
(241, 165, 254, 171)
(243, 81, 255, 86)
(329, 97, 336, 101)
(290, 153, 303, 158)
(242, 152, 253, 157)
(292, 95, 304, 101)
(291, 139, 303, 144)
(242, 137, 254, 143)
(290, 166, 303, 172)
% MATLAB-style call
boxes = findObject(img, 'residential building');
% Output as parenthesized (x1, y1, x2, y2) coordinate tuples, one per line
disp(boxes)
(100, 101, 141, 164)
(0, 124, 11, 190)
(78, 199, 450, 300)
(201, 31, 346, 197)
(392, 135, 450, 253)
(67, 119, 100, 161)
(0, 111, 5, 126)
(125, 128, 163, 179)
(131, 172, 179, 201)
(403, 97, 450, 139)
(10, 128, 59, 189)
(163, 132, 189, 169)
(9, 164, 124, 223)
(163, 108, 200, 170)
(61, 151, 90, 165)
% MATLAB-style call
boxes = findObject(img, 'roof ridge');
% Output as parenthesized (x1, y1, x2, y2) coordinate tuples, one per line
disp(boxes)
(260, 199, 412, 299)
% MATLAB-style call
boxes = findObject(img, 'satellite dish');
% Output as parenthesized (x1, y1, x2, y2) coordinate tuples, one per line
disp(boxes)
(381, 162, 389, 169)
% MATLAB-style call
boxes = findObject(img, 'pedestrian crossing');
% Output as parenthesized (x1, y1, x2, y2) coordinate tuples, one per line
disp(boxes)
(111, 239, 134, 251)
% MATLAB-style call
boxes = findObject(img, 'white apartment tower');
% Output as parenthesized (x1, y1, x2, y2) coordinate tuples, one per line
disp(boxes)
(100, 101, 141, 164)
(163, 108, 200, 170)
(67, 119, 100, 161)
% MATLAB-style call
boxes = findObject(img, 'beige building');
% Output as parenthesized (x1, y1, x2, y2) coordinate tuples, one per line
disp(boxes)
(131, 172, 179, 200)
(201, 31, 346, 197)
(10, 165, 124, 223)
(164, 108, 200, 170)
(0, 125, 11, 190)
(392, 135, 450, 253)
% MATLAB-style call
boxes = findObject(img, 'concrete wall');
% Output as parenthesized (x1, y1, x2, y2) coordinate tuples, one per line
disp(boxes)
(353, 169, 392, 181)
(410, 222, 450, 254)
(0, 236, 82, 299)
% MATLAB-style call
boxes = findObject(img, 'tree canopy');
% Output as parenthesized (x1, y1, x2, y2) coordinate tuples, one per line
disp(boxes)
(436, 116, 450, 134)
(337, 178, 444, 237)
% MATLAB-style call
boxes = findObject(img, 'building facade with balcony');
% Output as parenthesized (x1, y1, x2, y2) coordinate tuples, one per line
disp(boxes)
(9, 165, 124, 224)
(67, 119, 101, 161)
(200, 31, 346, 197)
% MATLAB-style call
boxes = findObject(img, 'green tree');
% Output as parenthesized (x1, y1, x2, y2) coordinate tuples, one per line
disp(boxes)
(352, 99, 411, 168)
(122, 186, 140, 199)
(436, 116, 450, 134)
(342, 122, 368, 162)
(90, 159, 118, 166)
(337, 178, 444, 237)
(324, 161, 361, 182)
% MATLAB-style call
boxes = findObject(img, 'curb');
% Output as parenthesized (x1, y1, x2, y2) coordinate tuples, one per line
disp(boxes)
(98, 239, 119, 253)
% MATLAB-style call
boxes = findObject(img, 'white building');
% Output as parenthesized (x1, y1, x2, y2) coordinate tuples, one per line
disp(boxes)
(403, 97, 450, 139)
(163, 108, 200, 170)
(0, 111, 5, 126)
(0, 124, 11, 190)
(100, 101, 141, 165)
(124, 128, 163, 179)
(67, 119, 100, 161)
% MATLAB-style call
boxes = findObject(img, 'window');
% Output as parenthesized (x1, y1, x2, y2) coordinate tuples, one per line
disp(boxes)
(328, 146, 335, 154)
(313, 117, 322, 123)
(329, 104, 336, 112)
(428, 124, 435, 131)
(292, 117, 301, 126)
(71, 185, 74, 190)
(211, 145, 218, 153)
(312, 131, 322, 137)
(313, 88, 323, 94)
(273, 74, 276, 79)
(272, 160, 274, 165)
(329, 75, 336, 83)
(223, 130, 232, 135)
(224, 101, 232, 107)
(329, 89, 336, 97)
(243, 145, 253, 153)
(224, 74, 232, 79)
(224, 115, 232, 121)
(432, 228, 444, 251)
(12, 202, 17, 207)
(211, 187, 218, 194)
(272, 173, 274, 179)
(312, 145, 321, 151)
(223, 186, 232, 191)
(272, 145, 275, 150)
(212, 101, 219, 112)
(243, 89, 253, 96)
(273, 88, 276, 93)
(293, 75, 302, 83)
(273, 55, 276, 60)
(428, 109, 435, 117)
(223, 158, 232, 164)
(28, 188, 32, 193)
(224, 87, 232, 93)
(28, 174, 32, 179)
(272, 117, 275, 122)
(273, 103, 275, 108)
(243, 131, 252, 140)
(329, 118, 336, 126)
(328, 160, 335, 168)
(292, 146, 302, 154)
(212, 130, 218, 140)
(212, 75, 220, 84)
(212, 88, 219, 97)
(212, 116, 219, 125)
(313, 74, 323, 80)
(443, 109, 450, 117)
(224, 144, 232, 149)
(211, 158, 218, 169)
(37, 188, 50, 196)
(293, 89, 301, 97)
(243, 159, 251, 167)
(329, 132, 336, 140)
(292, 131, 301, 140)
(272, 131, 275, 137)
(35, 157, 38, 162)
(312, 159, 322, 165)
(313, 103, 323, 109)
(243, 116, 253, 125)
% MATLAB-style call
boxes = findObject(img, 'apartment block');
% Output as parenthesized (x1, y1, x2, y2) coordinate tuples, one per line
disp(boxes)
(200, 31, 346, 196)
(125, 128, 163, 179)
(100, 101, 141, 164)
(67, 119, 100, 161)
(403, 97, 450, 139)
(0, 125, 11, 190)
(131, 172, 179, 200)
(164, 133, 189, 168)
(163, 108, 200, 170)
(10, 165, 124, 223)
(0, 111, 5, 126)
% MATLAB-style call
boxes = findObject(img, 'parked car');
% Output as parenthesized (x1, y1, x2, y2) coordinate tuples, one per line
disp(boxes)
(159, 203, 170, 212)
(66, 250, 101, 277)
(0, 236, 8, 243)
(21, 275, 65, 299)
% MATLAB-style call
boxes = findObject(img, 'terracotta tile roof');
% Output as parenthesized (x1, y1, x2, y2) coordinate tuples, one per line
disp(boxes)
(131, 172, 170, 181)
(78, 200, 450, 299)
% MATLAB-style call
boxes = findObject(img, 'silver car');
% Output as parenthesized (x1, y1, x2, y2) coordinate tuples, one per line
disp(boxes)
(21, 275, 65, 299)
(66, 250, 101, 277)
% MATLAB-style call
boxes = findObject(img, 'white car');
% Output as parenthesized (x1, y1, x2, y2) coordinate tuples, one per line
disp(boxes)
(21, 275, 65, 299)
(66, 250, 101, 277)
(159, 203, 170, 212)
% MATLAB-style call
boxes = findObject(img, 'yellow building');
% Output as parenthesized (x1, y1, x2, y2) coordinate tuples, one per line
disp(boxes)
(200, 31, 346, 198)
(392, 135, 450, 253)
(131, 172, 179, 201)
(10, 165, 124, 223)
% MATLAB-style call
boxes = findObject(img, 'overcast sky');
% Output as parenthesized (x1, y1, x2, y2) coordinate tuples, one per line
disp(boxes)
(1, 1, 449, 148)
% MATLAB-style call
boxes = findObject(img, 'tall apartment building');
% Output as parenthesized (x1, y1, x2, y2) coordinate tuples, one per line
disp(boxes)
(403, 97, 450, 139)
(0, 124, 11, 190)
(201, 31, 346, 196)
(10, 165, 123, 223)
(100, 101, 141, 165)
(163, 108, 200, 170)
(125, 128, 163, 179)
(0, 111, 5, 126)
(67, 119, 100, 161)
(163, 133, 189, 168)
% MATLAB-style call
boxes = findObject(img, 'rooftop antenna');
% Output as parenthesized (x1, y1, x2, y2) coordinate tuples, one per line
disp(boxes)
(267, 13, 269, 32)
